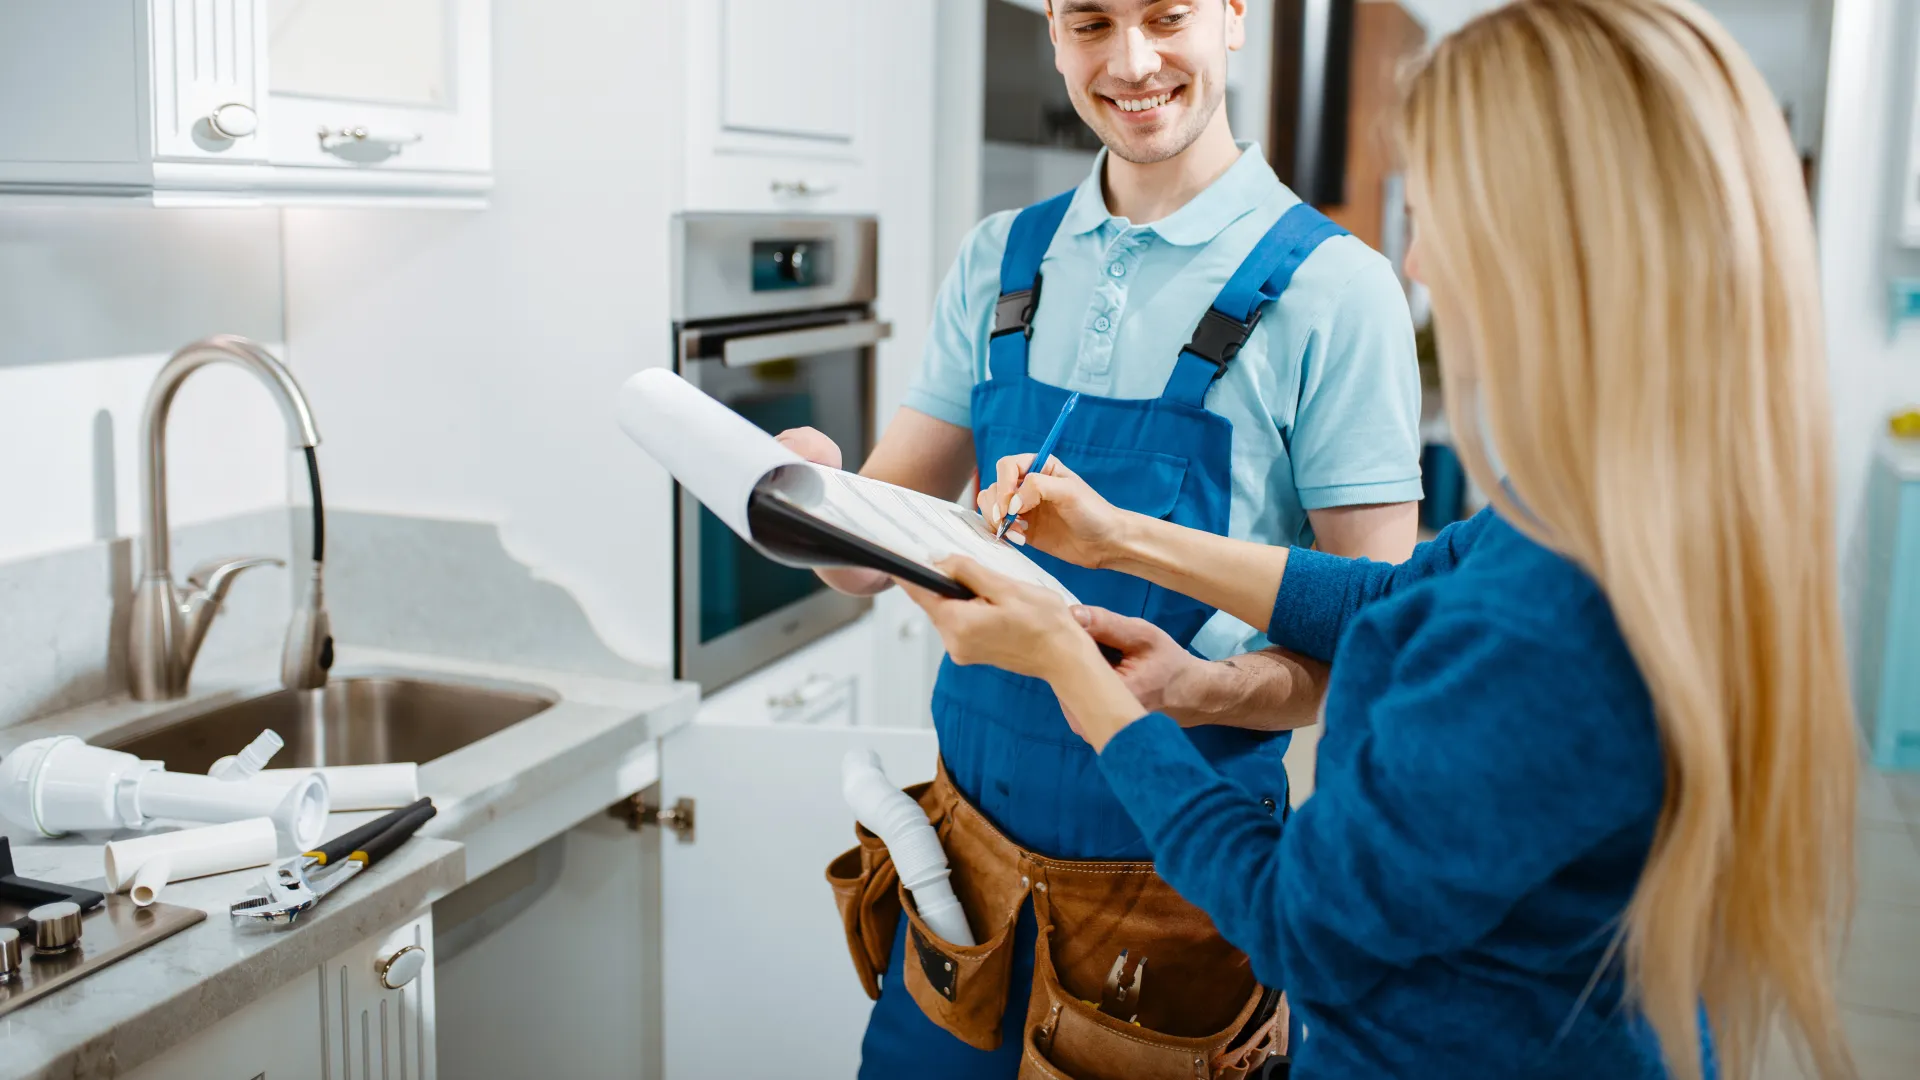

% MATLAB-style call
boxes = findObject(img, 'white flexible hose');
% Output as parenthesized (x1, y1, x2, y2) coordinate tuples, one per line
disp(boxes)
(841, 750, 974, 947)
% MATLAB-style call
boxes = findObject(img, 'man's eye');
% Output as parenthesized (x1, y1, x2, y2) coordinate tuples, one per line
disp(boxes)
(1158, 12, 1190, 28)
(1071, 20, 1111, 36)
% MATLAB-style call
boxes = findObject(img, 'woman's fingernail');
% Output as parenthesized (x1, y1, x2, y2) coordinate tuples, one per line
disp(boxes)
(1071, 606, 1091, 626)
(1008, 495, 1023, 516)
(1009, 531, 1027, 546)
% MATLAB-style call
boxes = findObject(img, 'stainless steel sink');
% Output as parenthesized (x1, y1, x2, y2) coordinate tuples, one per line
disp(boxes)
(104, 675, 559, 772)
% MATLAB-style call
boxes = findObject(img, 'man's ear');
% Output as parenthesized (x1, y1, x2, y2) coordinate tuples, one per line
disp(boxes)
(1225, 0, 1248, 52)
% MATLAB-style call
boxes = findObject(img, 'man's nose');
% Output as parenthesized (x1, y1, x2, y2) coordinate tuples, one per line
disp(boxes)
(1108, 26, 1162, 84)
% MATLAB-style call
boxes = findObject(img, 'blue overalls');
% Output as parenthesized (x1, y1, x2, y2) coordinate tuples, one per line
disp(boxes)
(859, 192, 1348, 1078)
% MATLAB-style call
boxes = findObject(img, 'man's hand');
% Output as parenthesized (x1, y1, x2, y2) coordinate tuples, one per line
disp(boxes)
(772, 426, 891, 595)
(774, 426, 844, 469)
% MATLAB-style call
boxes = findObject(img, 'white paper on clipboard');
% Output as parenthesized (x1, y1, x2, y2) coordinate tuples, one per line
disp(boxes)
(615, 368, 1077, 603)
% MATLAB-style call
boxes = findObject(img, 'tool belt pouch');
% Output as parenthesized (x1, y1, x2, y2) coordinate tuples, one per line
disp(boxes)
(893, 781, 1026, 1051)
(825, 783, 930, 1000)
(1019, 870, 1283, 1080)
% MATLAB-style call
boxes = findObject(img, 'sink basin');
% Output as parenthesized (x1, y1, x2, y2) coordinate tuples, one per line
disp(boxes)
(104, 676, 559, 772)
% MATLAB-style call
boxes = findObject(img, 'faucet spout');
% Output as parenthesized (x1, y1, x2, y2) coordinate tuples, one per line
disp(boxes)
(130, 335, 325, 701)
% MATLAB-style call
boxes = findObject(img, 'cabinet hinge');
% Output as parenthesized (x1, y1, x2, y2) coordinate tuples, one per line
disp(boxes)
(611, 794, 696, 842)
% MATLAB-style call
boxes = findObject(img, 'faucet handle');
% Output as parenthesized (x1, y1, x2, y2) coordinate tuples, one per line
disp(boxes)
(185, 555, 286, 608)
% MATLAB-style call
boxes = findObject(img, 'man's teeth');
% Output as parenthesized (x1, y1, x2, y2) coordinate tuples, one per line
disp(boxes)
(1114, 91, 1174, 113)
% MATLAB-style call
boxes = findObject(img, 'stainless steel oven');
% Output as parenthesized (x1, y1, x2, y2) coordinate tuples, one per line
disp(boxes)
(672, 213, 884, 692)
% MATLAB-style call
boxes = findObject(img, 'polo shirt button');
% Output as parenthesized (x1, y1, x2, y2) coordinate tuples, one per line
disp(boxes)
(1108, 262, 1125, 278)
(1093, 315, 1112, 333)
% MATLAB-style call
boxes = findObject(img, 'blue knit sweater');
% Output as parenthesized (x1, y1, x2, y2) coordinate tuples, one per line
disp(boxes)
(1097, 509, 1672, 1078)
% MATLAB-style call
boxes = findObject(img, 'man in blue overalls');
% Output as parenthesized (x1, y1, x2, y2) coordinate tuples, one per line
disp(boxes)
(781, 1, 1422, 1075)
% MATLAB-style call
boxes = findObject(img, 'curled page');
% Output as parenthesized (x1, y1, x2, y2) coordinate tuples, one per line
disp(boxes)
(617, 368, 1075, 603)
(616, 368, 821, 540)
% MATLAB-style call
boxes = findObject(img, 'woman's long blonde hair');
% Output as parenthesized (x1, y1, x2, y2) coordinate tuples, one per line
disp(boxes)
(1398, 1, 1856, 1077)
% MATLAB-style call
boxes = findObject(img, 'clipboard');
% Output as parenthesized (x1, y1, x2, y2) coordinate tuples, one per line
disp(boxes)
(750, 489, 1123, 664)
(748, 488, 975, 599)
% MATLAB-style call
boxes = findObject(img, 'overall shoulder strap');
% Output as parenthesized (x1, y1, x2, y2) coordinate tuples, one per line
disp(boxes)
(987, 190, 1076, 384)
(1163, 202, 1350, 408)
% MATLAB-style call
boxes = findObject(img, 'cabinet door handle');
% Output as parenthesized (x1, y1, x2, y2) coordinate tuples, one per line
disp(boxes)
(206, 103, 258, 140)
(376, 944, 428, 989)
(319, 126, 425, 153)
(770, 178, 838, 197)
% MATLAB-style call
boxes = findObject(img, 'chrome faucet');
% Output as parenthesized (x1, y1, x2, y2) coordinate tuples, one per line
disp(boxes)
(129, 334, 334, 701)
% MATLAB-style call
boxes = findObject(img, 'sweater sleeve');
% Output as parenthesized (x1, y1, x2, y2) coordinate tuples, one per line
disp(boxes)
(1098, 608, 1657, 1000)
(1266, 508, 1493, 660)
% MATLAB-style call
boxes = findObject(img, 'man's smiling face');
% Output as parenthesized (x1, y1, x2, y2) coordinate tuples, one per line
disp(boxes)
(1049, 0, 1245, 165)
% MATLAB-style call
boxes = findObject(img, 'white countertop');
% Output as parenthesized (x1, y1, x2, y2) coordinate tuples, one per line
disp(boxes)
(0, 644, 699, 1080)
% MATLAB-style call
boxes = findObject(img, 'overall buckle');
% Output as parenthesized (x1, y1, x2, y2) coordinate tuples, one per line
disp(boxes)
(991, 274, 1045, 339)
(1184, 306, 1262, 373)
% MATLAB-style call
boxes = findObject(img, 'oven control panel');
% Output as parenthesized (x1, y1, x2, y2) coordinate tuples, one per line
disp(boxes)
(752, 239, 834, 291)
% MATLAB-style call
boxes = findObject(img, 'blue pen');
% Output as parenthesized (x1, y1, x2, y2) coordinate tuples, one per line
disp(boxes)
(996, 392, 1080, 540)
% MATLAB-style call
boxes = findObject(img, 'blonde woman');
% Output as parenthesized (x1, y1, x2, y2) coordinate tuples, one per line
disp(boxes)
(898, 1, 1858, 1077)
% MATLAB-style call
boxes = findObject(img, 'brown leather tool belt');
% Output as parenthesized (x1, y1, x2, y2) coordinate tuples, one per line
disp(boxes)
(827, 761, 1284, 1080)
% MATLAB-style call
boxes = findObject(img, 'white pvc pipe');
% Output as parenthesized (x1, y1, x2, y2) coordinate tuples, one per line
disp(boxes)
(135, 769, 330, 851)
(841, 750, 974, 947)
(210, 730, 284, 781)
(129, 855, 172, 906)
(207, 760, 419, 811)
(0, 737, 330, 850)
(103, 817, 279, 905)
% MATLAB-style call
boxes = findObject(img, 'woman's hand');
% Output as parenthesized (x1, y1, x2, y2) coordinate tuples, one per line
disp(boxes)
(898, 557, 1148, 750)
(1071, 606, 1204, 718)
(977, 455, 1130, 569)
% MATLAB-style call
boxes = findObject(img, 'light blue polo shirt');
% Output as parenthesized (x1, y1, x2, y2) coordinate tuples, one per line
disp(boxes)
(904, 142, 1424, 659)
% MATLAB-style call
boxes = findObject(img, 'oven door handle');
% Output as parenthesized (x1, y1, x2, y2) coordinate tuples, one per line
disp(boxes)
(706, 319, 893, 368)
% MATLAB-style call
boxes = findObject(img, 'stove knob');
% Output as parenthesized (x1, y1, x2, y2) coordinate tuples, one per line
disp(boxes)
(0, 927, 20, 978)
(29, 901, 82, 954)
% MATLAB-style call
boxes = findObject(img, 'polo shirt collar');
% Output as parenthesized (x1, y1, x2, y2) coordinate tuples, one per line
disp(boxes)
(1058, 141, 1283, 246)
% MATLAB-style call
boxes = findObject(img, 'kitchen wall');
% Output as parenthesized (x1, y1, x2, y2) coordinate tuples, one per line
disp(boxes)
(1818, 0, 1920, 629)
(279, 0, 686, 669)
(0, 209, 289, 563)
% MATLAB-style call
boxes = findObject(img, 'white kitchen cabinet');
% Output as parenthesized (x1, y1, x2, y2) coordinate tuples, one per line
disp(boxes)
(655, 719, 939, 1078)
(0, 0, 489, 206)
(127, 910, 437, 1080)
(683, 0, 877, 211)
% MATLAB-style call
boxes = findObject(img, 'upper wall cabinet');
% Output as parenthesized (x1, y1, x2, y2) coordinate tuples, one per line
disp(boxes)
(684, 0, 878, 212)
(0, 0, 491, 207)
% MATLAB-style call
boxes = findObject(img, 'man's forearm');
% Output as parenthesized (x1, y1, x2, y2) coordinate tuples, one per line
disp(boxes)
(1159, 647, 1326, 731)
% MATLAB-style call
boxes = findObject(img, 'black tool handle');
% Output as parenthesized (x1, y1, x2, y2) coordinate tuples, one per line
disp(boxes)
(353, 799, 438, 865)
(311, 797, 434, 865)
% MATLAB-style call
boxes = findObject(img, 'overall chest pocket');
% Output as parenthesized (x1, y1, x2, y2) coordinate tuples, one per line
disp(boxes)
(980, 425, 1190, 620)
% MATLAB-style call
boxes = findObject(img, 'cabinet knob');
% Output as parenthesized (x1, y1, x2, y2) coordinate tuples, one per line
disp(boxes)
(207, 103, 259, 140)
(770, 179, 838, 198)
(377, 944, 427, 989)
(319, 126, 424, 153)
